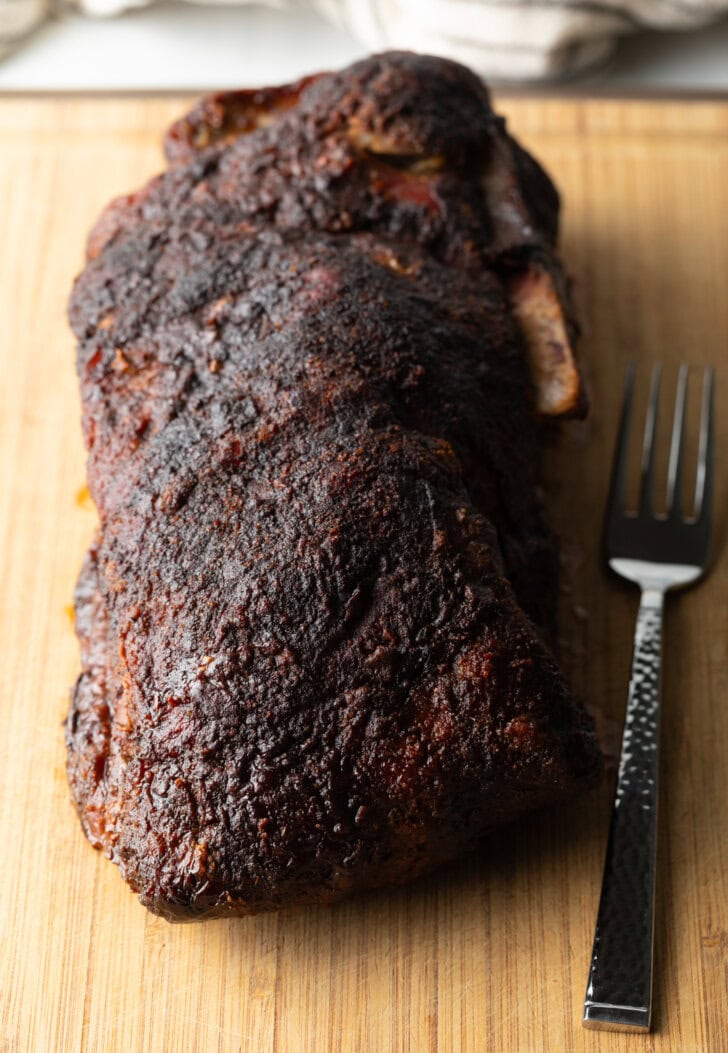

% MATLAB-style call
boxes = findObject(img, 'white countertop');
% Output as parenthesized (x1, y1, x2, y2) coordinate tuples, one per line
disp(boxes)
(1, 2, 727, 93)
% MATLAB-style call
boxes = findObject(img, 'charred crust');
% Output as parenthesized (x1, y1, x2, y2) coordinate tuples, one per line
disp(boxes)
(66, 51, 600, 920)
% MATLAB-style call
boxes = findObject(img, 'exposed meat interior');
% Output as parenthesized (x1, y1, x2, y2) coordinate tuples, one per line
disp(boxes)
(507, 263, 583, 417)
(482, 134, 582, 416)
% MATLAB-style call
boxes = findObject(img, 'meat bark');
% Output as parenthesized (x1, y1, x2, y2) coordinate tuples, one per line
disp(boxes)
(66, 52, 601, 920)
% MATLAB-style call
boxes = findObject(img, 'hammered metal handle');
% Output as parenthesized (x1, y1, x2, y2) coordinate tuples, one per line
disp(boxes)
(583, 588, 664, 1032)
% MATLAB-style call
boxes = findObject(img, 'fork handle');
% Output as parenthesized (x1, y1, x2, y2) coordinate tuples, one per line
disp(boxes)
(583, 586, 664, 1032)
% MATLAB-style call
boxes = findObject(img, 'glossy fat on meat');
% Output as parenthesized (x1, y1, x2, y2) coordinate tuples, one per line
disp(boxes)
(66, 52, 601, 920)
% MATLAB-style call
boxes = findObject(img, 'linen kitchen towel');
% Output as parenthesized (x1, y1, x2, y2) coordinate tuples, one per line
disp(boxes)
(2, 0, 727, 83)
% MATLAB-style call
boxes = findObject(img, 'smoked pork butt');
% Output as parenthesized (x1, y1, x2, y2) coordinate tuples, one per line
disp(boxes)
(66, 52, 601, 920)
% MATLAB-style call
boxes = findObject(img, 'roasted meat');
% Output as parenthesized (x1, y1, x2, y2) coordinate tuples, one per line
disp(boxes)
(66, 52, 601, 920)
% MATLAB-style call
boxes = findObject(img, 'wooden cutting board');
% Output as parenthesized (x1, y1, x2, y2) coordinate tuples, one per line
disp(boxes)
(1, 94, 726, 1053)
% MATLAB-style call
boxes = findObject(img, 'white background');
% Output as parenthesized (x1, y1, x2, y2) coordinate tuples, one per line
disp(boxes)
(1, 2, 727, 92)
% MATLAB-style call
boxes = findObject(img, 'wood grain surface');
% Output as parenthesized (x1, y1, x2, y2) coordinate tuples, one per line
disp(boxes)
(0, 95, 726, 1053)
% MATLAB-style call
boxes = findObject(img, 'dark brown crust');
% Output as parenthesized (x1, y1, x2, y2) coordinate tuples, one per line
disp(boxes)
(66, 52, 600, 921)
(163, 75, 323, 166)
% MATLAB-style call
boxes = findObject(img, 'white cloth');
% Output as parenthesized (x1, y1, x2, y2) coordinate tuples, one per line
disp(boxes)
(1, 0, 727, 78)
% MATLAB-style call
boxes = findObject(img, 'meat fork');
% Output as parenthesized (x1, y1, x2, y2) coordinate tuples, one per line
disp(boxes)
(582, 364, 715, 1033)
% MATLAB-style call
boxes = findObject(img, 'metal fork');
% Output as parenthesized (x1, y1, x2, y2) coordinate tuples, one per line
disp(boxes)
(582, 364, 715, 1033)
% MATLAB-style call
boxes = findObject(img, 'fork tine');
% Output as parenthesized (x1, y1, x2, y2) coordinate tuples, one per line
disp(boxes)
(608, 363, 636, 515)
(695, 367, 715, 523)
(666, 364, 688, 517)
(638, 364, 662, 515)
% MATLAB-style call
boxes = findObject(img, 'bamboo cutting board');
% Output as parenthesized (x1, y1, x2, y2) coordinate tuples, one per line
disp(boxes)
(1, 94, 726, 1053)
